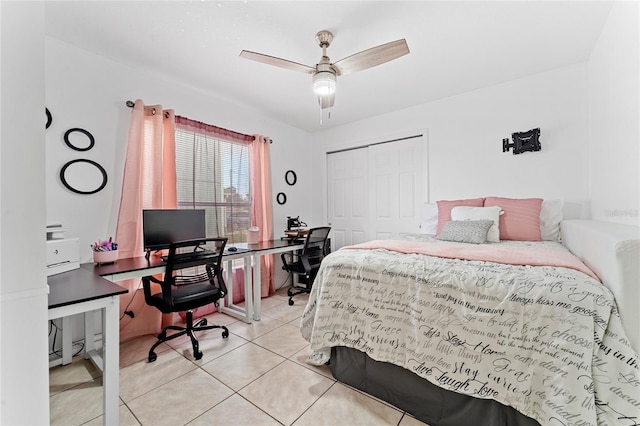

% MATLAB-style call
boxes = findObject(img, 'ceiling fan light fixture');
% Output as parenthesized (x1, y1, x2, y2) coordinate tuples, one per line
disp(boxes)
(312, 71, 336, 96)
(240, 29, 409, 112)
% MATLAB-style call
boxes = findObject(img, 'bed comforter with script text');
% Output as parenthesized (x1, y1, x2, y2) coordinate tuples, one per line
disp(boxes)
(300, 238, 640, 426)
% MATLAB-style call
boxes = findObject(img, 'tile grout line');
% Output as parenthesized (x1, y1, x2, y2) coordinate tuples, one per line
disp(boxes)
(52, 291, 427, 426)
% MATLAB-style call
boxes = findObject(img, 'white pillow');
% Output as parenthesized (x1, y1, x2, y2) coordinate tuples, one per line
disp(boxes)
(540, 199, 564, 242)
(419, 202, 438, 234)
(451, 206, 503, 242)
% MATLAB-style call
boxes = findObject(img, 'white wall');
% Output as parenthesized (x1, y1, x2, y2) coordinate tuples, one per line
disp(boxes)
(0, 2, 50, 425)
(310, 64, 591, 226)
(588, 1, 640, 226)
(309, 2, 640, 230)
(45, 37, 313, 264)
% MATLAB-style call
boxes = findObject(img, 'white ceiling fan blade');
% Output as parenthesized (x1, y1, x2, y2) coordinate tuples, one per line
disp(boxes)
(240, 50, 316, 74)
(334, 39, 409, 76)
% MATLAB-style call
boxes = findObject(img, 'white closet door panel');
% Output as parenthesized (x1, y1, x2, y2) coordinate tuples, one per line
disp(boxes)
(331, 179, 346, 218)
(369, 137, 424, 240)
(399, 172, 416, 217)
(375, 174, 391, 218)
(374, 231, 393, 240)
(332, 229, 346, 250)
(351, 176, 367, 218)
(328, 135, 426, 249)
(352, 230, 368, 245)
(327, 148, 369, 250)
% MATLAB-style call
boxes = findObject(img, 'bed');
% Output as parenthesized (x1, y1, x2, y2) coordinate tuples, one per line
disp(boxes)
(300, 202, 640, 426)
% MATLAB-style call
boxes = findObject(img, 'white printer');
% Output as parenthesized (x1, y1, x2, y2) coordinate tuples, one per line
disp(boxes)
(46, 225, 80, 276)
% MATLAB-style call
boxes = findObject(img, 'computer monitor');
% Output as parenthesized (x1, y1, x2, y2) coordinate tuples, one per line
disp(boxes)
(142, 209, 206, 253)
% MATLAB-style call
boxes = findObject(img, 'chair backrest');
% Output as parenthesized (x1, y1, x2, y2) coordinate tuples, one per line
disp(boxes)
(163, 237, 227, 278)
(302, 226, 331, 265)
(143, 237, 228, 309)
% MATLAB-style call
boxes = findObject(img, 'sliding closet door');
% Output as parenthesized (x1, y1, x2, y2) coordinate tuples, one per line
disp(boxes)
(369, 137, 424, 240)
(327, 136, 425, 250)
(327, 147, 369, 250)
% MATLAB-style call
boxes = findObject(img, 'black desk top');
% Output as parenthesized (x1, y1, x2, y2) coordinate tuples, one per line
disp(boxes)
(83, 240, 305, 278)
(82, 254, 167, 276)
(244, 239, 306, 251)
(48, 267, 128, 309)
(198, 240, 304, 252)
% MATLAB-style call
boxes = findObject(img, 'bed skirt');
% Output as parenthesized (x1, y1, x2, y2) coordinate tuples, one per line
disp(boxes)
(330, 346, 540, 426)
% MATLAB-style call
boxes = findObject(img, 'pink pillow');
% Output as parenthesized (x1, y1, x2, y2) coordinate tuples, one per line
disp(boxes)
(436, 198, 485, 235)
(484, 197, 543, 241)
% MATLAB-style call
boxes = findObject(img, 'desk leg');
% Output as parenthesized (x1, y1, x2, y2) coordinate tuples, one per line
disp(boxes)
(218, 259, 253, 324)
(102, 296, 119, 426)
(224, 260, 234, 308)
(243, 256, 253, 322)
(252, 253, 261, 321)
(62, 316, 73, 365)
(84, 311, 96, 359)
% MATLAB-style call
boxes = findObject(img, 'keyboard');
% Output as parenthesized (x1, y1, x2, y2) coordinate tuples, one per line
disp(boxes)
(162, 249, 216, 263)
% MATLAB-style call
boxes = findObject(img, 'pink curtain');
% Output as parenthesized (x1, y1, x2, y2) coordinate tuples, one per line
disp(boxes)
(115, 99, 176, 340)
(250, 135, 275, 297)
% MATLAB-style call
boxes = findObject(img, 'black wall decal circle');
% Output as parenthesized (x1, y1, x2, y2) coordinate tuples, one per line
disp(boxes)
(46, 108, 52, 129)
(276, 192, 287, 205)
(60, 159, 108, 195)
(285, 170, 297, 186)
(64, 128, 95, 151)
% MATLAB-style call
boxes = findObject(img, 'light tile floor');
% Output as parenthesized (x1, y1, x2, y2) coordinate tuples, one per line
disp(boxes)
(49, 288, 431, 426)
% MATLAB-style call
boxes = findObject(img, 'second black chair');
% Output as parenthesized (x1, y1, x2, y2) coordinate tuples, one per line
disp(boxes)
(142, 237, 229, 362)
(281, 226, 331, 305)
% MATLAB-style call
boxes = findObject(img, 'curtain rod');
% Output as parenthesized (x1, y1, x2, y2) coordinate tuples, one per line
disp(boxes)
(125, 100, 272, 144)
(125, 100, 170, 118)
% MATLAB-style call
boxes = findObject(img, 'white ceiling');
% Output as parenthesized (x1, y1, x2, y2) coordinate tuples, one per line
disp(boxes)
(44, 1, 613, 133)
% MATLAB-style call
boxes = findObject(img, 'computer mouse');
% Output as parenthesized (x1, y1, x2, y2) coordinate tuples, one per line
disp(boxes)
(227, 246, 237, 252)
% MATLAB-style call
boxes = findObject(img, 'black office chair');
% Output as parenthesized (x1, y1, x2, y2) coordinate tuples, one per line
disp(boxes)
(142, 237, 229, 362)
(281, 226, 331, 306)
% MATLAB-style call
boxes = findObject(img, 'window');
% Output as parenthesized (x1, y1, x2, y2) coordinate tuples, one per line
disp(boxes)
(175, 119, 252, 244)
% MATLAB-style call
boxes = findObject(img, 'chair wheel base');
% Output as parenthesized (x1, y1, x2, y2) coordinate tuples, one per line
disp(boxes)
(287, 285, 310, 306)
(147, 313, 230, 363)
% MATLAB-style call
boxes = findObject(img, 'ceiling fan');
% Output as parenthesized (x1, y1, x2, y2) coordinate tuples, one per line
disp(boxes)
(240, 30, 409, 109)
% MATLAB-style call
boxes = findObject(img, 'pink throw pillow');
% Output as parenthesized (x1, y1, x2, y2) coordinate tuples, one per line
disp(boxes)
(436, 198, 485, 235)
(484, 197, 543, 241)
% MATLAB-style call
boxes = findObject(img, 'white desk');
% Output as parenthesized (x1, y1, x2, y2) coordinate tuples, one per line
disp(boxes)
(48, 268, 128, 426)
(87, 241, 306, 322)
(88, 248, 254, 323)
(245, 240, 305, 320)
(47, 242, 303, 425)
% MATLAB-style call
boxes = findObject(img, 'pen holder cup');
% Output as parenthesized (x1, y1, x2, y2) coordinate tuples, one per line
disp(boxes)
(94, 250, 119, 265)
(247, 227, 259, 244)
